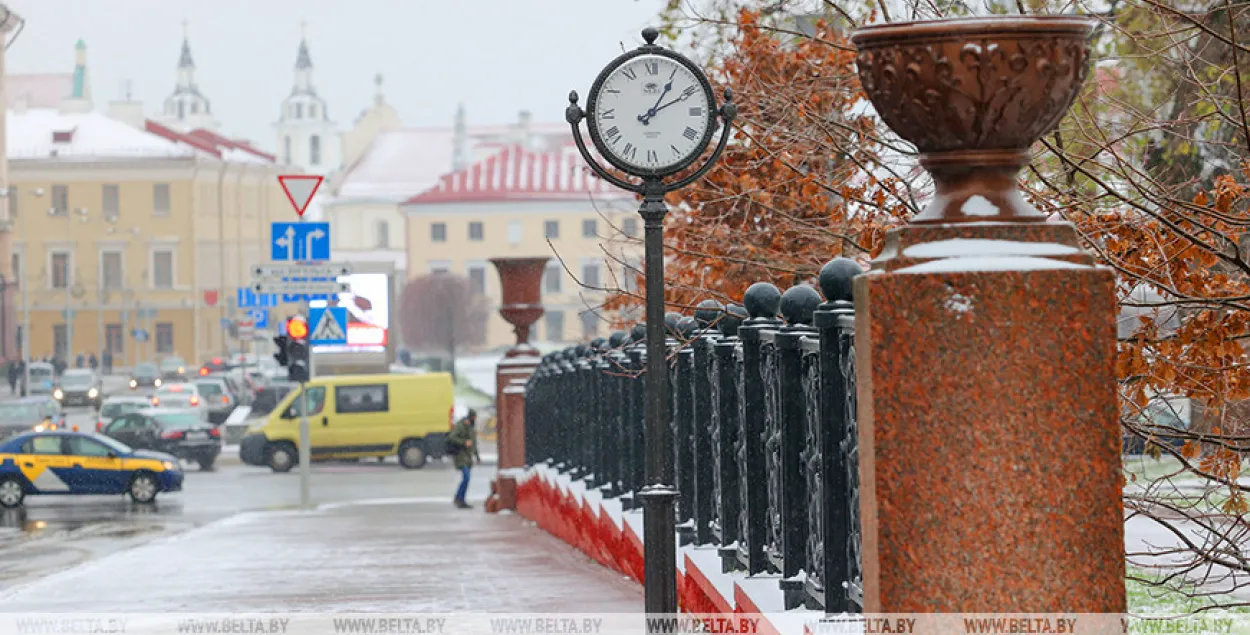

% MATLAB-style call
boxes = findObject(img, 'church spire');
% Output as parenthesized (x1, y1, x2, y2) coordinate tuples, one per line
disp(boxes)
(178, 20, 194, 69)
(295, 21, 312, 69)
(71, 39, 90, 100)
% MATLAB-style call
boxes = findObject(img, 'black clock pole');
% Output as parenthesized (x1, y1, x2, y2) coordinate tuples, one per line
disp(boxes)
(566, 27, 736, 618)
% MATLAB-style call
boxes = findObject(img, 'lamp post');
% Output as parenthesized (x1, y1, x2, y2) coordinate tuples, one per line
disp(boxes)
(566, 27, 735, 616)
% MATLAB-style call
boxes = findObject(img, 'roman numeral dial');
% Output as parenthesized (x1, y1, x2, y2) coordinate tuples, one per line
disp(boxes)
(589, 53, 714, 173)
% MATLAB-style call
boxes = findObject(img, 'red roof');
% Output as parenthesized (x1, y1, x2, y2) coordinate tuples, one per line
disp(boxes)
(187, 129, 277, 163)
(144, 120, 221, 158)
(402, 145, 626, 205)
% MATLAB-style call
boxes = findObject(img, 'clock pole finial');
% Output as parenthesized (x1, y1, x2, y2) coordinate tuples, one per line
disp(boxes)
(641, 27, 659, 45)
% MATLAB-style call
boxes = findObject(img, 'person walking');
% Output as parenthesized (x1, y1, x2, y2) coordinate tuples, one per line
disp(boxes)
(446, 409, 481, 509)
(5, 359, 15, 395)
(88, 353, 98, 372)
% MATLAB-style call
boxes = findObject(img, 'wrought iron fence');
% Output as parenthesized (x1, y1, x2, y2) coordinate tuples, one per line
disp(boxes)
(523, 257, 863, 613)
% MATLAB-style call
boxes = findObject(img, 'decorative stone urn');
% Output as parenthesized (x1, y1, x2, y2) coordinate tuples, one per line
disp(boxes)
(852, 17, 1093, 224)
(849, 17, 1125, 614)
(489, 257, 549, 357)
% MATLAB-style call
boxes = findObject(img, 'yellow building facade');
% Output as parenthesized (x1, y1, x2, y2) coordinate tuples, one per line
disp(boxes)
(401, 145, 640, 351)
(8, 109, 287, 368)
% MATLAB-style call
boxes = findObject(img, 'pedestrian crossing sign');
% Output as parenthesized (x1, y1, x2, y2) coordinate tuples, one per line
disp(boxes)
(308, 306, 348, 346)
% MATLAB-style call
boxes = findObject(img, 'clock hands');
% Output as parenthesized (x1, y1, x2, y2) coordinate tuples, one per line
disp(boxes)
(636, 80, 673, 126)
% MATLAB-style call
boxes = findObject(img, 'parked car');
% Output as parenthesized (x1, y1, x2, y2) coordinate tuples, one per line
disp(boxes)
(101, 407, 221, 470)
(193, 377, 236, 424)
(97, 396, 154, 432)
(0, 431, 183, 507)
(151, 383, 208, 418)
(198, 357, 232, 377)
(129, 362, 163, 389)
(158, 356, 188, 380)
(54, 369, 103, 409)
(0, 397, 63, 439)
(27, 362, 56, 395)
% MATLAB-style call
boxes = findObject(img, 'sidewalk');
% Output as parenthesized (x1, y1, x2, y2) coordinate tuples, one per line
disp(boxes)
(0, 499, 642, 613)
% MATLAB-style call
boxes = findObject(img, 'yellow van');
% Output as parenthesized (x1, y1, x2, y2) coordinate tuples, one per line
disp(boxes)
(238, 373, 453, 472)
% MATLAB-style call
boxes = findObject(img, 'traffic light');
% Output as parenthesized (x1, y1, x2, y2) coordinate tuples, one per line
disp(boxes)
(273, 335, 290, 367)
(285, 316, 310, 383)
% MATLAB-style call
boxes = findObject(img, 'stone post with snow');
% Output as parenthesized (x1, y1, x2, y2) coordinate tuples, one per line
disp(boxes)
(849, 18, 1126, 611)
(486, 257, 549, 513)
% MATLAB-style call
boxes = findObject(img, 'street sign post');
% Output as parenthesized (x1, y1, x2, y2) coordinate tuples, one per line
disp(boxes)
(237, 319, 255, 339)
(270, 222, 330, 262)
(252, 280, 350, 296)
(308, 306, 348, 346)
(253, 263, 353, 279)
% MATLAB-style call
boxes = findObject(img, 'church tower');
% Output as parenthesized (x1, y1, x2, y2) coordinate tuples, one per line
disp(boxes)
(156, 22, 217, 131)
(275, 23, 340, 175)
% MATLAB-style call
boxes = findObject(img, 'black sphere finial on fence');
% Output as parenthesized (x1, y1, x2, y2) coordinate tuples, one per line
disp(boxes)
(664, 312, 684, 337)
(743, 282, 782, 320)
(780, 285, 822, 326)
(676, 316, 699, 340)
(819, 258, 861, 305)
(590, 337, 608, 351)
(609, 330, 628, 349)
(720, 304, 748, 337)
(630, 323, 647, 343)
(695, 300, 724, 329)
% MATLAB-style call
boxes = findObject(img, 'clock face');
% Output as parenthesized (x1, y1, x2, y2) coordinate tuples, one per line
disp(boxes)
(589, 53, 714, 174)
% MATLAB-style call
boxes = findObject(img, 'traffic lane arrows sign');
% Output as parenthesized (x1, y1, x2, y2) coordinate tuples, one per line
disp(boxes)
(253, 281, 350, 295)
(271, 222, 330, 261)
(252, 263, 353, 279)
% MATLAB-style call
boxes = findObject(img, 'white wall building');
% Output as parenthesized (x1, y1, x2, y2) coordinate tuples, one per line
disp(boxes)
(153, 25, 218, 133)
(274, 31, 339, 177)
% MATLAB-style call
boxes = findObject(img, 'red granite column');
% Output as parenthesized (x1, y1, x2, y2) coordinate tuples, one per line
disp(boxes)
(850, 18, 1125, 612)
(486, 257, 548, 513)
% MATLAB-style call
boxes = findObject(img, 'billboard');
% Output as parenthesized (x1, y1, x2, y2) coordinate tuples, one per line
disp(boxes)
(309, 272, 390, 352)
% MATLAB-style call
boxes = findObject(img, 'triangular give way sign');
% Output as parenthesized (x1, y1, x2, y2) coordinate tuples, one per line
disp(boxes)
(278, 175, 324, 217)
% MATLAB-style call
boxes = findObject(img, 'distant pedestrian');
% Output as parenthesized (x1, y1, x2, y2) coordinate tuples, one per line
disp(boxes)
(5, 359, 15, 395)
(88, 353, 98, 372)
(75, 353, 85, 369)
(446, 409, 481, 509)
(102, 350, 113, 374)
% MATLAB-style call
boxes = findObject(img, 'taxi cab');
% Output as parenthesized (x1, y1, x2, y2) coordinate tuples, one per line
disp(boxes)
(0, 431, 183, 507)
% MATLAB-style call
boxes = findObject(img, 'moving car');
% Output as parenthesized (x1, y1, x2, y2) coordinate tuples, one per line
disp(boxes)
(129, 363, 163, 390)
(250, 381, 297, 418)
(97, 396, 153, 432)
(240, 373, 454, 472)
(158, 356, 188, 381)
(151, 382, 206, 416)
(0, 398, 64, 439)
(193, 377, 235, 424)
(101, 408, 221, 470)
(0, 431, 183, 507)
(54, 369, 103, 409)
(27, 362, 55, 396)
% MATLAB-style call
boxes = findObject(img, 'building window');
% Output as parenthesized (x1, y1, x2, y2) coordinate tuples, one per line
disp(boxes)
(155, 323, 174, 354)
(375, 220, 389, 248)
(153, 184, 171, 216)
(429, 260, 451, 274)
(467, 263, 487, 295)
(545, 311, 564, 342)
(544, 220, 559, 239)
(580, 311, 599, 339)
(105, 323, 124, 355)
(582, 219, 597, 238)
(53, 325, 67, 359)
(544, 262, 562, 294)
(623, 218, 638, 238)
(295, 103, 304, 119)
(101, 251, 123, 290)
(431, 222, 446, 242)
(102, 185, 119, 219)
(51, 185, 69, 216)
(581, 259, 601, 288)
(508, 220, 522, 244)
(284, 136, 291, 165)
(50, 251, 71, 290)
(468, 221, 484, 241)
(152, 249, 174, 289)
(310, 135, 321, 166)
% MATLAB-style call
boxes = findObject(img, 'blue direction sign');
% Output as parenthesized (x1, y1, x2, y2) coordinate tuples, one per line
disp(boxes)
(308, 306, 348, 346)
(247, 308, 270, 330)
(271, 222, 330, 262)
(237, 287, 278, 309)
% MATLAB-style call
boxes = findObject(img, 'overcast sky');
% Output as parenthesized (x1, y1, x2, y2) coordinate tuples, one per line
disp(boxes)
(6, 0, 668, 152)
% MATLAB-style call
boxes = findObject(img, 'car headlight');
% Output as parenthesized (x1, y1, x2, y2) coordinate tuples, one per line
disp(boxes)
(154, 378, 163, 387)
(129, 379, 138, 388)
(88, 388, 99, 398)
(162, 460, 176, 470)
(178, 367, 185, 374)
(33, 424, 45, 432)
(53, 389, 63, 399)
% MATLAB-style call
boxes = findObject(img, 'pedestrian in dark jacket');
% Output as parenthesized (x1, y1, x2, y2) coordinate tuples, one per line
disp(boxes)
(6, 360, 17, 395)
(88, 353, 98, 372)
(447, 409, 481, 509)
